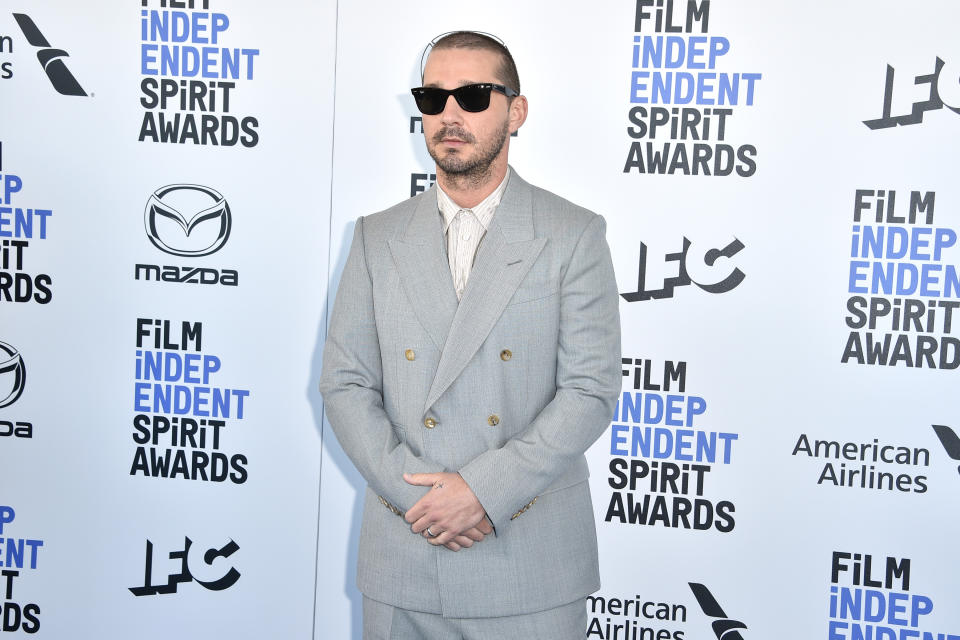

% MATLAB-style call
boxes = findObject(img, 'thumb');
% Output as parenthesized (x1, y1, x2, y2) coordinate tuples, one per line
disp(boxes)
(403, 472, 436, 486)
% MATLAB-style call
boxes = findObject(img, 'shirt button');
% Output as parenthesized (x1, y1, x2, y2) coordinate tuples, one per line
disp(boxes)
(500, 349, 512, 361)
(487, 414, 500, 426)
(424, 417, 437, 429)
(405, 349, 416, 361)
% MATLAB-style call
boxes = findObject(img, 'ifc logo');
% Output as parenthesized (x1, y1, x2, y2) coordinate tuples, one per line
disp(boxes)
(144, 184, 232, 257)
(0, 341, 26, 408)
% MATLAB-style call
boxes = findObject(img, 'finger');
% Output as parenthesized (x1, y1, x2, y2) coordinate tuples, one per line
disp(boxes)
(403, 473, 438, 487)
(462, 527, 484, 542)
(421, 524, 443, 539)
(410, 516, 432, 534)
(444, 540, 462, 552)
(431, 528, 458, 546)
(452, 535, 474, 548)
(477, 519, 493, 535)
(403, 498, 430, 524)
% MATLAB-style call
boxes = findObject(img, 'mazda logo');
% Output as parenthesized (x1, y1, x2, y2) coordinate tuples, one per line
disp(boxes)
(144, 184, 232, 257)
(0, 341, 26, 409)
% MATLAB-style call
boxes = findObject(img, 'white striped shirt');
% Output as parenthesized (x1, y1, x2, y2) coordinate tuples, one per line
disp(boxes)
(437, 170, 511, 300)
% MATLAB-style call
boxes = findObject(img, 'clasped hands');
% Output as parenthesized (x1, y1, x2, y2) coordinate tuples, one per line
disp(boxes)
(403, 472, 492, 552)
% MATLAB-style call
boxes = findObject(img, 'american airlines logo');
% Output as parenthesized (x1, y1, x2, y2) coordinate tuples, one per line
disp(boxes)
(932, 425, 960, 477)
(144, 184, 232, 258)
(11, 13, 86, 97)
(689, 582, 747, 640)
(0, 340, 26, 409)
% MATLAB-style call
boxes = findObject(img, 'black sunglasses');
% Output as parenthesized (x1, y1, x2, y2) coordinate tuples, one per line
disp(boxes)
(410, 83, 519, 115)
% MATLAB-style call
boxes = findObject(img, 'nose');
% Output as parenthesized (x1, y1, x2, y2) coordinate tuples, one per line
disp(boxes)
(439, 94, 464, 124)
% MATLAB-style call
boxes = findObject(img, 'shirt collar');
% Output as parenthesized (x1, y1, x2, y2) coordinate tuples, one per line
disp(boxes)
(437, 168, 511, 233)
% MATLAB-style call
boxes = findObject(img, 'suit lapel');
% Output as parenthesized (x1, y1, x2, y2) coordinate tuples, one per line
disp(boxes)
(425, 174, 546, 410)
(388, 191, 458, 351)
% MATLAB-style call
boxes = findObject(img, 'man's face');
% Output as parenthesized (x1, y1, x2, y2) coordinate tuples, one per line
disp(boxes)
(421, 47, 515, 179)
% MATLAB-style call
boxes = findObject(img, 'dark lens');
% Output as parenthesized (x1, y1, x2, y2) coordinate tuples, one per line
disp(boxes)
(454, 84, 492, 112)
(412, 88, 447, 115)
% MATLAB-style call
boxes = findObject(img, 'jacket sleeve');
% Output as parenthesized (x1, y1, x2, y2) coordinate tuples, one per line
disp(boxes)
(318, 216, 442, 513)
(457, 214, 622, 531)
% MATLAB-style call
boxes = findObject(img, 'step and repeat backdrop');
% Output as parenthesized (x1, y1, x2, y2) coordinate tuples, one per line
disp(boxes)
(2, 1, 958, 639)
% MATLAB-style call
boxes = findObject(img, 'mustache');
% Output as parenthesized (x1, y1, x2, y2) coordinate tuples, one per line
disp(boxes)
(433, 127, 476, 144)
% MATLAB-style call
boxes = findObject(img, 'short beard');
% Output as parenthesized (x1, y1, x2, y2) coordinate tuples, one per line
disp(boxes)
(428, 119, 510, 189)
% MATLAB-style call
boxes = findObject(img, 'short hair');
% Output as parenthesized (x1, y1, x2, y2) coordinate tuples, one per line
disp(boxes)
(429, 31, 520, 94)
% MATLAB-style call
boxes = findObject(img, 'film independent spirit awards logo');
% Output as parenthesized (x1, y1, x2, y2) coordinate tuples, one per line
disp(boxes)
(0, 341, 26, 409)
(144, 184, 231, 257)
(8, 14, 87, 96)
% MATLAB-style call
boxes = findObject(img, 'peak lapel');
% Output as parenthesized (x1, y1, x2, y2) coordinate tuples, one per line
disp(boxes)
(425, 175, 546, 410)
(388, 190, 458, 351)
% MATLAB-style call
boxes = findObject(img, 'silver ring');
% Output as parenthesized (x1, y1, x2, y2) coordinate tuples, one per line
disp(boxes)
(426, 527, 437, 537)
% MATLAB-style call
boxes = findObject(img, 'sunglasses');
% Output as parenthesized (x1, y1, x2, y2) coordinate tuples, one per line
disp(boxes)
(410, 83, 519, 115)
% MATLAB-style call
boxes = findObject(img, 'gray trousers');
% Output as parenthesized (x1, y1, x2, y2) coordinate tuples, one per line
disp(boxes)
(362, 596, 588, 640)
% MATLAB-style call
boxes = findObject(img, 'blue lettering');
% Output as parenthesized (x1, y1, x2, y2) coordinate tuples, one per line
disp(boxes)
(741, 73, 761, 104)
(631, 426, 650, 457)
(631, 71, 649, 103)
(717, 433, 738, 463)
(688, 396, 706, 425)
(686, 37, 707, 69)
(665, 394, 684, 426)
(675, 429, 693, 460)
(191, 11, 208, 43)
(653, 428, 673, 459)
(620, 392, 643, 423)
(183, 353, 202, 383)
(696, 72, 716, 104)
(864, 589, 885, 623)
(872, 262, 894, 294)
(827, 621, 847, 640)
(202, 46, 218, 78)
(171, 11, 190, 43)
(849, 261, 869, 293)
(610, 424, 629, 455)
(886, 227, 909, 259)
(1, 174, 23, 205)
(909, 227, 931, 260)
(717, 73, 738, 105)
(134, 381, 152, 411)
(920, 264, 941, 296)
(163, 352, 183, 382)
(910, 595, 933, 626)
(140, 42, 158, 74)
(161, 44, 180, 75)
(887, 592, 908, 626)
(645, 393, 664, 424)
(709, 38, 730, 67)
(935, 228, 957, 260)
(0, 207, 51, 239)
(896, 263, 918, 295)
(211, 13, 229, 42)
(674, 72, 694, 104)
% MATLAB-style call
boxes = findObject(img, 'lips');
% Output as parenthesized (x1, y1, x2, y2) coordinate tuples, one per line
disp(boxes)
(434, 127, 475, 146)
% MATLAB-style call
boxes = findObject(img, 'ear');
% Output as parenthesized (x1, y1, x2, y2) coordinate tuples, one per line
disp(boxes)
(508, 94, 528, 133)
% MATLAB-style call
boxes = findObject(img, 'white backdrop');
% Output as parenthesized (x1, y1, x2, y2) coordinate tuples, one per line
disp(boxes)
(1, 1, 958, 639)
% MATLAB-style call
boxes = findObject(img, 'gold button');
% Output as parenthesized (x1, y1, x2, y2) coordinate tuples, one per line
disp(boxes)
(500, 349, 512, 361)
(487, 414, 500, 426)
(405, 349, 415, 361)
(423, 417, 437, 429)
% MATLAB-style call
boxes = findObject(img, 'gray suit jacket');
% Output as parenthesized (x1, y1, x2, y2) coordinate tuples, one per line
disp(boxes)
(319, 171, 621, 618)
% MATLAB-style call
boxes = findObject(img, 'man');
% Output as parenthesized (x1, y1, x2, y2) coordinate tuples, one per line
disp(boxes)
(319, 31, 621, 639)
